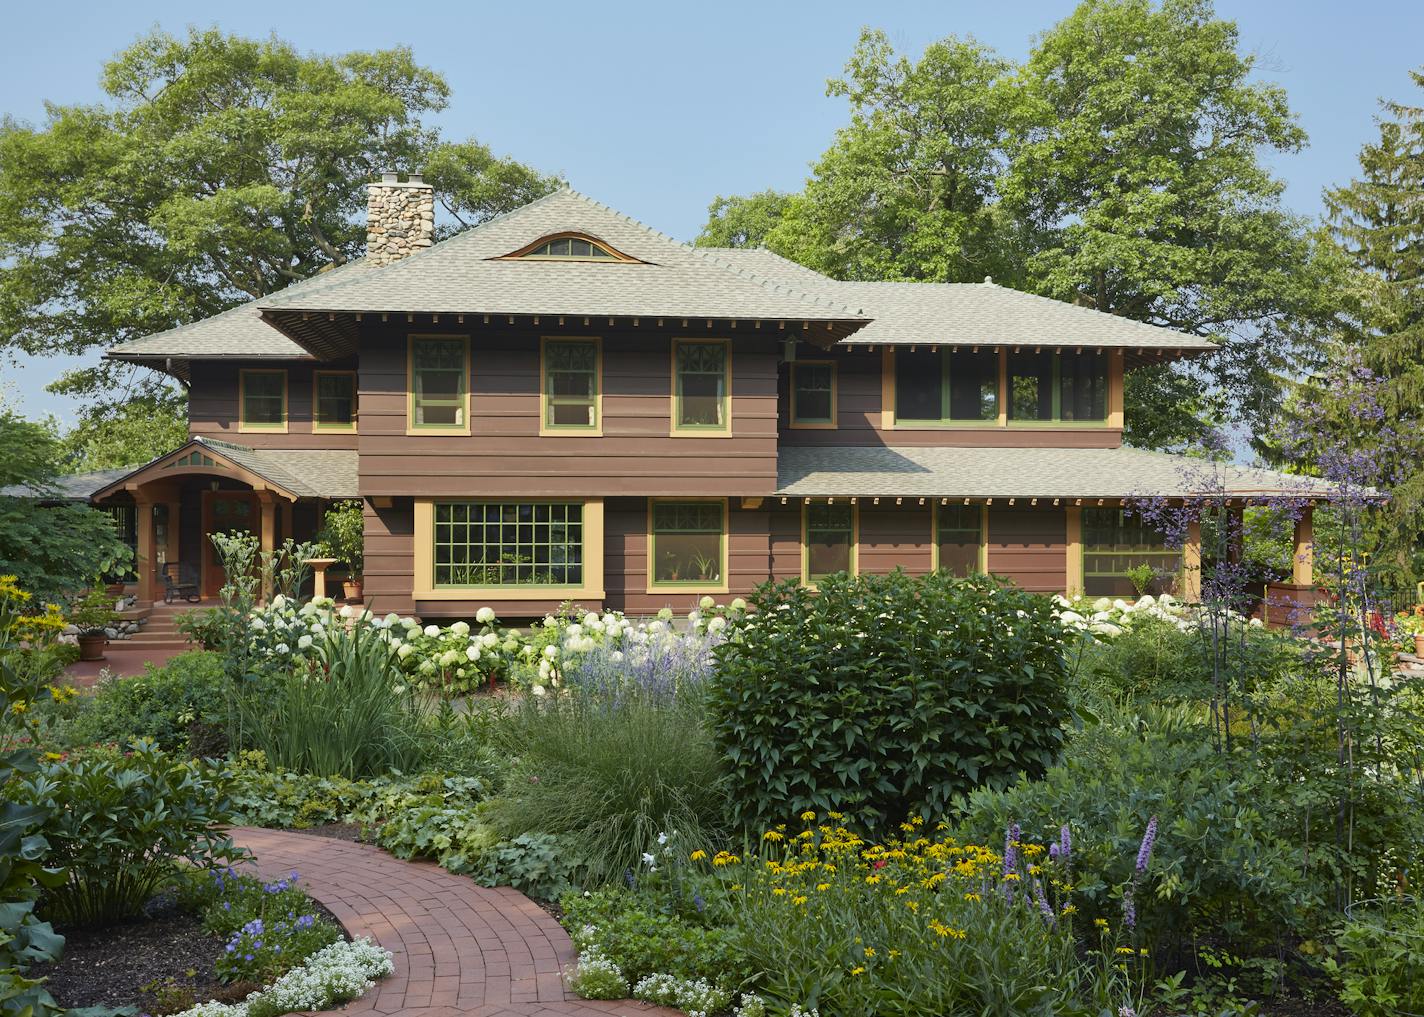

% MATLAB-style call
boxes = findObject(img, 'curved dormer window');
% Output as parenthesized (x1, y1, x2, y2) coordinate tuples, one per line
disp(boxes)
(499, 232, 638, 262)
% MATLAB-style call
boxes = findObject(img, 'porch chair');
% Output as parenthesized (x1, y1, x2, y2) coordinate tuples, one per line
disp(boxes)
(162, 562, 201, 604)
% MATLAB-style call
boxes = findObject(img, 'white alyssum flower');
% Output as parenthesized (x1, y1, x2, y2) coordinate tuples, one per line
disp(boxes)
(170, 938, 393, 1017)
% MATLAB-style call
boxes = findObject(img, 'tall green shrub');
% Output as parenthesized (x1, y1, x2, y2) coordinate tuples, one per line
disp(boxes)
(709, 571, 1071, 830)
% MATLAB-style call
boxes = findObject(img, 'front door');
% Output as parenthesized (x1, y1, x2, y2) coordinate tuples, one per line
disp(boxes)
(203, 491, 260, 597)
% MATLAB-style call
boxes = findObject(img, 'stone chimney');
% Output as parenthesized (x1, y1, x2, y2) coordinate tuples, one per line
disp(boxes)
(365, 171, 435, 265)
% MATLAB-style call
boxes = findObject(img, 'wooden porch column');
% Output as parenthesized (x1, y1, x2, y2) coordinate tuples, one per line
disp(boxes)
(258, 492, 277, 601)
(1293, 505, 1314, 587)
(134, 498, 155, 604)
(1183, 517, 1202, 604)
(1064, 505, 1083, 598)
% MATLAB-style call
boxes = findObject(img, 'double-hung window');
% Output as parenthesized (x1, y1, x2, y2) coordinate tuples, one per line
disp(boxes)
(542, 338, 600, 431)
(433, 501, 583, 587)
(790, 361, 836, 427)
(804, 503, 856, 585)
(239, 369, 287, 432)
(649, 500, 726, 588)
(893, 349, 998, 424)
(314, 371, 357, 431)
(410, 337, 468, 431)
(673, 340, 730, 433)
(936, 505, 984, 577)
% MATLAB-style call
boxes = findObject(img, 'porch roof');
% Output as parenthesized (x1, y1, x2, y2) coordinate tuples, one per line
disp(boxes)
(774, 445, 1339, 501)
(89, 438, 359, 502)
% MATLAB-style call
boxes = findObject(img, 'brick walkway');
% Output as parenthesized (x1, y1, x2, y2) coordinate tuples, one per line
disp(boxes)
(231, 827, 680, 1017)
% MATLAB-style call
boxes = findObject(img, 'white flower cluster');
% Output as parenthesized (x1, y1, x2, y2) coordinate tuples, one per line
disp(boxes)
(566, 944, 629, 1000)
(632, 973, 731, 1017)
(170, 938, 393, 1017)
(1053, 593, 1263, 638)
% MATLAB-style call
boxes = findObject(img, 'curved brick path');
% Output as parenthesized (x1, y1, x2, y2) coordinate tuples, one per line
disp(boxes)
(232, 827, 680, 1017)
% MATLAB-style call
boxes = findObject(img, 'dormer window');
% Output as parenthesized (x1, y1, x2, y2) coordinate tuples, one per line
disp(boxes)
(499, 232, 638, 262)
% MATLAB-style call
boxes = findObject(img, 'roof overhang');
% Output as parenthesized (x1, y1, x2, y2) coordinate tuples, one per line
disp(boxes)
(92, 439, 302, 503)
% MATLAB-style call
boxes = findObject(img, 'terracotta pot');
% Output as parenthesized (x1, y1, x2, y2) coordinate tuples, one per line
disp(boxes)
(343, 579, 364, 603)
(1414, 633, 1424, 658)
(105, 582, 125, 597)
(77, 632, 107, 662)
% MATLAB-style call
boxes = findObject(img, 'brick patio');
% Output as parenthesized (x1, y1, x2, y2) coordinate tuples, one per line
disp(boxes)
(232, 827, 682, 1017)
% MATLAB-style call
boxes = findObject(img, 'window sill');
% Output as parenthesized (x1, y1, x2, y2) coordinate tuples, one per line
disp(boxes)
(415, 586, 606, 602)
(238, 424, 289, 434)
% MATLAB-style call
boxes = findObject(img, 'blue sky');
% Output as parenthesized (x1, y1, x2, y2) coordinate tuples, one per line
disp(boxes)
(3, 0, 1422, 423)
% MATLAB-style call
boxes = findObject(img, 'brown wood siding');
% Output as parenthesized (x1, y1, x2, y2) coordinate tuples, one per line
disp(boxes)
(364, 500, 415, 616)
(357, 322, 779, 497)
(188, 360, 359, 449)
(987, 507, 1067, 594)
(858, 503, 934, 575)
(777, 347, 1123, 449)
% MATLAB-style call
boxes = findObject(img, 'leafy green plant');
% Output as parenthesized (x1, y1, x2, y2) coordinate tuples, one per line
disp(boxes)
(64, 587, 118, 636)
(317, 500, 364, 576)
(711, 571, 1071, 831)
(1326, 896, 1424, 1017)
(65, 650, 228, 755)
(176, 607, 228, 650)
(17, 741, 244, 927)
(471, 833, 583, 900)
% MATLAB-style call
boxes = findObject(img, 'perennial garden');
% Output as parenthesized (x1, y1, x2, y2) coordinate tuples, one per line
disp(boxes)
(3, 524, 1424, 1017)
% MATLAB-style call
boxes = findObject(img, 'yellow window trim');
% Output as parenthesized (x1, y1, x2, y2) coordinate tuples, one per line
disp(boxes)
(801, 501, 859, 590)
(930, 502, 988, 576)
(788, 359, 838, 430)
(406, 334, 472, 436)
(412, 497, 605, 601)
(670, 338, 733, 438)
(312, 370, 358, 432)
(646, 497, 730, 595)
(539, 336, 603, 437)
(238, 368, 288, 434)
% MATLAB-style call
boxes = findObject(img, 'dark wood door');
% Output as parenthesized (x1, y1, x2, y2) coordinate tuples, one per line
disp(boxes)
(203, 491, 260, 597)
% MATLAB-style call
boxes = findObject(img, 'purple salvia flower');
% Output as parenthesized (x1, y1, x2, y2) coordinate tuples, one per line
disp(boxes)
(1059, 825, 1071, 865)
(1122, 887, 1137, 930)
(1032, 878, 1055, 926)
(1135, 817, 1158, 876)
(1003, 823, 1021, 903)
(1049, 843, 1060, 861)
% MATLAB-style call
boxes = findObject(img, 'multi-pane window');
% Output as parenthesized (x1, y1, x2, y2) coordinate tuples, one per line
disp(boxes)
(650, 501, 725, 586)
(543, 339, 599, 429)
(523, 235, 619, 259)
(314, 372, 357, 430)
(433, 502, 583, 587)
(790, 362, 835, 426)
(893, 350, 998, 423)
(805, 503, 855, 584)
(674, 341, 730, 431)
(411, 337, 467, 429)
(1008, 351, 1108, 422)
(240, 370, 286, 429)
(937, 505, 983, 577)
(1082, 507, 1181, 597)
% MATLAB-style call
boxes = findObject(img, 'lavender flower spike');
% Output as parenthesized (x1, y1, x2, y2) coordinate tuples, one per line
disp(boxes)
(1135, 817, 1158, 876)
(1059, 825, 1071, 865)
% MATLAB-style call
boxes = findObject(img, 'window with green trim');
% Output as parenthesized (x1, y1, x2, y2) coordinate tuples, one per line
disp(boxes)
(790, 362, 835, 425)
(433, 502, 583, 587)
(805, 504, 855, 583)
(1082, 507, 1181, 597)
(544, 340, 599, 429)
(1007, 351, 1107, 422)
(674, 341, 729, 430)
(651, 501, 725, 586)
(240, 370, 286, 429)
(937, 505, 983, 577)
(315, 373, 356, 429)
(411, 338, 467, 428)
(893, 350, 998, 423)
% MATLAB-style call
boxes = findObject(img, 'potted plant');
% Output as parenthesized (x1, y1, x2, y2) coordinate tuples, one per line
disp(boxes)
(319, 500, 365, 602)
(69, 587, 119, 662)
(1395, 609, 1424, 658)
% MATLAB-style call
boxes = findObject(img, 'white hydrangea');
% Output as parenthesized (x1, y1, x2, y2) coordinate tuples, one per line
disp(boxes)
(449, 620, 470, 637)
(465, 645, 481, 662)
(656, 607, 674, 621)
(476, 606, 496, 624)
(698, 595, 716, 610)
(423, 624, 441, 637)
(707, 616, 727, 634)
(730, 597, 747, 612)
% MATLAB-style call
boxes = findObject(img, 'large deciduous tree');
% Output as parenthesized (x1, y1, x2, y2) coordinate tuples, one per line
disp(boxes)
(0, 28, 559, 410)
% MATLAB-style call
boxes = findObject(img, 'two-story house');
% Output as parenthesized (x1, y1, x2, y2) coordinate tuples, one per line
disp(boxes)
(86, 175, 1325, 619)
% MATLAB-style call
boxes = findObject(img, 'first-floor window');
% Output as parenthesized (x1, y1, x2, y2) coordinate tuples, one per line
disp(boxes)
(433, 502, 583, 587)
(650, 501, 725, 586)
(1082, 507, 1181, 597)
(805, 503, 855, 584)
(937, 505, 983, 577)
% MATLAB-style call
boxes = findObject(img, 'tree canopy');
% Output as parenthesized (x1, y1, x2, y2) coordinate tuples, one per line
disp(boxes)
(0, 28, 560, 411)
(697, 0, 1348, 448)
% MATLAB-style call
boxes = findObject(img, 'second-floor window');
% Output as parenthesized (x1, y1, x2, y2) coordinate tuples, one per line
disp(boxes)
(1008, 351, 1108, 423)
(239, 369, 287, 432)
(410, 336, 468, 431)
(314, 371, 357, 431)
(542, 338, 600, 431)
(894, 349, 998, 424)
(673, 339, 730, 433)
(790, 361, 836, 427)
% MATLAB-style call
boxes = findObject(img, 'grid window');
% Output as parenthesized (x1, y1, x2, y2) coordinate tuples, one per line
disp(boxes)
(791, 362, 835, 425)
(937, 505, 983, 577)
(411, 338, 467, 428)
(1082, 507, 1181, 597)
(651, 501, 725, 585)
(433, 502, 583, 587)
(675, 341, 729, 429)
(315, 373, 356, 429)
(894, 350, 998, 423)
(805, 503, 855, 584)
(544, 340, 599, 429)
(240, 370, 286, 428)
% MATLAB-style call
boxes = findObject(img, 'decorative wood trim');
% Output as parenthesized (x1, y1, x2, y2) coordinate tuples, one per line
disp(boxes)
(670, 338, 734, 438)
(538, 336, 603, 437)
(996, 352, 1008, 427)
(238, 368, 289, 434)
(645, 497, 730, 595)
(880, 347, 895, 430)
(412, 497, 605, 601)
(1065, 505, 1083, 598)
(312, 370, 358, 432)
(1108, 350, 1125, 429)
(406, 334, 472, 436)
(495, 231, 642, 263)
(801, 500, 859, 589)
